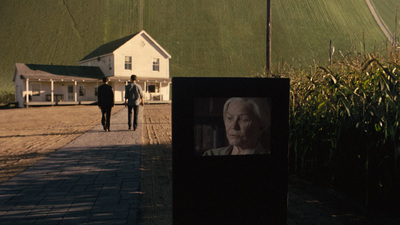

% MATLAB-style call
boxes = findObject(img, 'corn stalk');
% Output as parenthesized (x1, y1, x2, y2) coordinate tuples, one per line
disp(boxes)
(287, 47, 400, 209)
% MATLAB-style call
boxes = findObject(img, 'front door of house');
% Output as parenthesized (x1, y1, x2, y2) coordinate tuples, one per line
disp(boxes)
(67, 85, 74, 101)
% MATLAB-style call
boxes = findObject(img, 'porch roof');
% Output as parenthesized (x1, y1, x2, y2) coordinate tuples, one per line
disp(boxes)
(108, 76, 171, 83)
(15, 63, 105, 82)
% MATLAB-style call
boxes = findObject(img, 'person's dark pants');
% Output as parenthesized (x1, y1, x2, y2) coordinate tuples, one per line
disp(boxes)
(128, 105, 139, 130)
(101, 107, 112, 131)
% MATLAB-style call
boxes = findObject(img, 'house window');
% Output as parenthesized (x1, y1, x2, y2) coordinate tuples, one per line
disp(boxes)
(79, 85, 85, 96)
(153, 58, 160, 71)
(68, 85, 74, 100)
(125, 56, 132, 70)
(32, 84, 40, 96)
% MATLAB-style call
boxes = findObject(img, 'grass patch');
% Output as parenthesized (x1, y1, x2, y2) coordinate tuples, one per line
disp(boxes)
(371, 0, 400, 41)
(0, 90, 15, 105)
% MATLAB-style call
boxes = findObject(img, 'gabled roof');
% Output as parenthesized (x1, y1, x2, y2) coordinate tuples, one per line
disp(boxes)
(14, 63, 105, 81)
(79, 30, 171, 62)
(79, 33, 138, 62)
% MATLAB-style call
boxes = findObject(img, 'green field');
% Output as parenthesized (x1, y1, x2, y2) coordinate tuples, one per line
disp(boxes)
(0, 0, 392, 92)
(144, 0, 268, 77)
(371, 0, 400, 40)
(0, 0, 137, 92)
(273, 0, 386, 66)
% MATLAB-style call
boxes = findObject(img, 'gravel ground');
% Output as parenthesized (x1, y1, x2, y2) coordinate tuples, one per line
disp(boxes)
(0, 105, 123, 183)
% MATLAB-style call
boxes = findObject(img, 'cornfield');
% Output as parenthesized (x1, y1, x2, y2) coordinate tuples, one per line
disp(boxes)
(278, 47, 400, 210)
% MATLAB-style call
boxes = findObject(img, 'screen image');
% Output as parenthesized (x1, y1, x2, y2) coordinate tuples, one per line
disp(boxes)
(194, 97, 271, 156)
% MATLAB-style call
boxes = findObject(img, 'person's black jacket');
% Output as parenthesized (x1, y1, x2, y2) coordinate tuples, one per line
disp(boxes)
(98, 84, 114, 108)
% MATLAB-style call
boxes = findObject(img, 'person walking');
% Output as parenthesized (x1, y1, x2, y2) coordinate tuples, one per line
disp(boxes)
(97, 77, 114, 132)
(125, 74, 144, 131)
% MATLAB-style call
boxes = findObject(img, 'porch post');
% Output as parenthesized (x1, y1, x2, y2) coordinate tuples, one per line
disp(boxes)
(74, 81, 78, 102)
(159, 81, 162, 100)
(168, 81, 172, 101)
(50, 79, 54, 104)
(144, 81, 147, 100)
(25, 78, 29, 108)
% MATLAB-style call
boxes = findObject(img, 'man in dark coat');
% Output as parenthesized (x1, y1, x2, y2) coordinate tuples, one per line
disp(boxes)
(98, 77, 114, 132)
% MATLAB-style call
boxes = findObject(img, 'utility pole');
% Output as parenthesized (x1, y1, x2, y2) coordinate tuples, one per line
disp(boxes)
(266, 0, 271, 73)
(395, 5, 398, 47)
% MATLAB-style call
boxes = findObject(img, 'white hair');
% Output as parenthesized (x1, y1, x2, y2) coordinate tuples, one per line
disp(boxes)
(223, 97, 270, 131)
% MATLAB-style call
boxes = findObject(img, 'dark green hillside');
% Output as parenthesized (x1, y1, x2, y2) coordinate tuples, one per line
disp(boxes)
(0, 0, 392, 93)
(146, 0, 387, 75)
(272, 0, 386, 67)
(0, 0, 139, 92)
(371, 0, 400, 41)
(144, 0, 267, 77)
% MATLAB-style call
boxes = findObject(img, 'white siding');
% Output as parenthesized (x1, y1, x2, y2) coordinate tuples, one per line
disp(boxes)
(114, 34, 169, 79)
(113, 82, 126, 102)
(81, 55, 114, 77)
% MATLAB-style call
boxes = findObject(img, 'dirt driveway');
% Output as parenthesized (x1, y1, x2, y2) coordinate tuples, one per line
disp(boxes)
(0, 105, 122, 183)
(1, 104, 398, 225)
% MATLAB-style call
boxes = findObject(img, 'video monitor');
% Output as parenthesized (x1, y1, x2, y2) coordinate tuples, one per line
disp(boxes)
(172, 77, 289, 225)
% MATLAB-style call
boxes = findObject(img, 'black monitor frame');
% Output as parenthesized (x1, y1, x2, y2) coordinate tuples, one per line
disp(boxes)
(172, 77, 289, 224)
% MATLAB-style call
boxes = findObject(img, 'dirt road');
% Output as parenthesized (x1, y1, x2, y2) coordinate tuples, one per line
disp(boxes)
(0, 105, 123, 183)
(1, 104, 398, 224)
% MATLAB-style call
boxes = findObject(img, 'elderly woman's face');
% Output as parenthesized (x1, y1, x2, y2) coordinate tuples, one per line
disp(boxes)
(224, 101, 262, 149)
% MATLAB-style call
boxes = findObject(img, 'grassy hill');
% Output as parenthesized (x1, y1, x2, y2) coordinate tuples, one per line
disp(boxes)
(0, 0, 139, 92)
(273, 0, 386, 66)
(371, 0, 400, 40)
(0, 0, 392, 93)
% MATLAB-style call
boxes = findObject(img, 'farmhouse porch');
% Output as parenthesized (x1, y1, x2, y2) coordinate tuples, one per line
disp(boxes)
(108, 76, 171, 103)
(14, 63, 171, 107)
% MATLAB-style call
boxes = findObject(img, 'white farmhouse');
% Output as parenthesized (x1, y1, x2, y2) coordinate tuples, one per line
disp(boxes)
(13, 30, 171, 107)
(79, 30, 172, 103)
